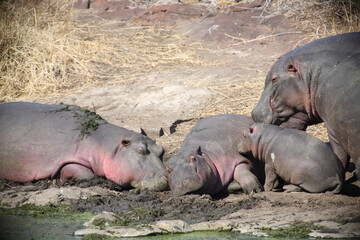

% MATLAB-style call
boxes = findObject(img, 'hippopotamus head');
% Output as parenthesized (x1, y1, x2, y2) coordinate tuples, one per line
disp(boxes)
(251, 33, 360, 130)
(251, 53, 314, 130)
(96, 125, 168, 191)
(238, 123, 263, 157)
(165, 146, 218, 196)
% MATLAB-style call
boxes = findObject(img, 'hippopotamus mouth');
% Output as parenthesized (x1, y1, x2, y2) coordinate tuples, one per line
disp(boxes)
(276, 112, 313, 131)
(132, 174, 168, 191)
(166, 149, 219, 196)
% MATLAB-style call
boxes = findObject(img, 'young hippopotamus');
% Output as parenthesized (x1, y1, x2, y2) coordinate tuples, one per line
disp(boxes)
(166, 114, 264, 196)
(0, 102, 168, 191)
(251, 32, 360, 178)
(238, 123, 344, 194)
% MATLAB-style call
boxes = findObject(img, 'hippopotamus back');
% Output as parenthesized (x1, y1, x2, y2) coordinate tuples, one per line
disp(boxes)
(0, 102, 168, 191)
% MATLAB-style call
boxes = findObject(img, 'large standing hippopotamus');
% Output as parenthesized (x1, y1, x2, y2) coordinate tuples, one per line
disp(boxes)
(251, 32, 360, 177)
(238, 123, 344, 194)
(0, 102, 168, 191)
(165, 114, 264, 196)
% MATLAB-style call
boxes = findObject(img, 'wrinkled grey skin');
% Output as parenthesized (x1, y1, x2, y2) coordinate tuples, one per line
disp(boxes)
(238, 123, 344, 193)
(0, 102, 168, 191)
(166, 114, 264, 196)
(252, 32, 360, 178)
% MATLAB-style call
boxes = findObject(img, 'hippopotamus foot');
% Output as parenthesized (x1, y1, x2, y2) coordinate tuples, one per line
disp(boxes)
(356, 157, 360, 180)
(325, 183, 342, 194)
(226, 181, 242, 193)
(59, 164, 95, 182)
(234, 167, 263, 194)
(283, 184, 303, 193)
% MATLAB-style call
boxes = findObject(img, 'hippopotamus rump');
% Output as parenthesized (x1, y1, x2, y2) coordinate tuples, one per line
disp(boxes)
(0, 102, 168, 191)
(251, 32, 360, 177)
(166, 114, 264, 196)
(238, 123, 344, 194)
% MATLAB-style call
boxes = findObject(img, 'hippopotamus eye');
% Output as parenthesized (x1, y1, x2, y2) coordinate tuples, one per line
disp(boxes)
(271, 75, 278, 83)
(122, 140, 131, 147)
(189, 155, 197, 163)
(137, 147, 147, 155)
(288, 64, 297, 73)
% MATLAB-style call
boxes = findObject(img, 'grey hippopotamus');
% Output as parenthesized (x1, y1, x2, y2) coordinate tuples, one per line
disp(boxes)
(165, 114, 264, 196)
(251, 32, 360, 177)
(238, 123, 344, 194)
(0, 102, 168, 191)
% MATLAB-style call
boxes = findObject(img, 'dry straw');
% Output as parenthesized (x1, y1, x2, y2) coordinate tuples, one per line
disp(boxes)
(0, 0, 201, 103)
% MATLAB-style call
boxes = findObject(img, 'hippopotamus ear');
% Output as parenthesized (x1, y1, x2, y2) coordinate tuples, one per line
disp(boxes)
(196, 146, 202, 156)
(140, 128, 148, 136)
(249, 125, 257, 134)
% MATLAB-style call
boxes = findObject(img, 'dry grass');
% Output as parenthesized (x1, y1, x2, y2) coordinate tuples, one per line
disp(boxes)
(0, 0, 83, 102)
(270, 0, 360, 45)
(0, 0, 201, 103)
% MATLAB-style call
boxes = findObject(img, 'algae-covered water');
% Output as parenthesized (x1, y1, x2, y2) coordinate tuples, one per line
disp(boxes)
(0, 215, 312, 240)
(0, 215, 86, 240)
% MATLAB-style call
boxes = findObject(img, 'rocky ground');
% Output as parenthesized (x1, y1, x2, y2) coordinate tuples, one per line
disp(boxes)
(1, 0, 360, 239)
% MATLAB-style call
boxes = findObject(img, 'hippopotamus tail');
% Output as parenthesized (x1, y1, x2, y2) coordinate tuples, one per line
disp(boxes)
(325, 177, 343, 194)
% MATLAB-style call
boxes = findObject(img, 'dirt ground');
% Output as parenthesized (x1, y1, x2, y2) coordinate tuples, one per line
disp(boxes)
(1, 0, 360, 238)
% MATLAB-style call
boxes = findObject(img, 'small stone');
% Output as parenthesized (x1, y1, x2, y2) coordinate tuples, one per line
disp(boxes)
(190, 219, 237, 231)
(74, 228, 110, 237)
(154, 220, 192, 233)
(84, 211, 120, 227)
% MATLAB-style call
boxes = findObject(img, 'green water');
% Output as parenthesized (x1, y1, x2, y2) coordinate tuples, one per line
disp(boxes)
(0, 215, 85, 240)
(0, 215, 313, 240)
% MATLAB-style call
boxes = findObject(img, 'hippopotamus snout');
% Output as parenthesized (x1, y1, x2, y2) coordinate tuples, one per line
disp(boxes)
(165, 151, 206, 196)
(168, 173, 203, 196)
(129, 150, 169, 191)
(251, 87, 273, 124)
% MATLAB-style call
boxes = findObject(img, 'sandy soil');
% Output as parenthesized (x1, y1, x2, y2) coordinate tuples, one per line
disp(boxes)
(1, 0, 360, 238)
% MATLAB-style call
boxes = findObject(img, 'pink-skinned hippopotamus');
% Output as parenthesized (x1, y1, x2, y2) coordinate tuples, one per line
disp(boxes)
(251, 32, 360, 178)
(165, 114, 264, 196)
(238, 123, 344, 194)
(0, 102, 168, 191)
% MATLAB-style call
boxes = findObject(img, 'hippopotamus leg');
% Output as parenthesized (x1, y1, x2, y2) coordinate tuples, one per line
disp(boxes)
(59, 164, 95, 182)
(328, 132, 350, 170)
(263, 163, 278, 191)
(234, 164, 263, 193)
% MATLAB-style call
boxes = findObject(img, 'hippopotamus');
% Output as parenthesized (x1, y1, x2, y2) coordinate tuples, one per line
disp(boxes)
(238, 123, 344, 193)
(165, 114, 264, 196)
(0, 102, 168, 191)
(251, 32, 360, 177)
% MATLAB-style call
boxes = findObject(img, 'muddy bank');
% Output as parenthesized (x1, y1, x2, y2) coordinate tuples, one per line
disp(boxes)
(1, 177, 359, 238)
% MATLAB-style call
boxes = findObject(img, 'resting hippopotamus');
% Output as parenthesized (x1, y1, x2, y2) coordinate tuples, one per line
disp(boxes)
(251, 32, 360, 177)
(165, 114, 264, 196)
(0, 102, 168, 191)
(238, 123, 344, 193)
